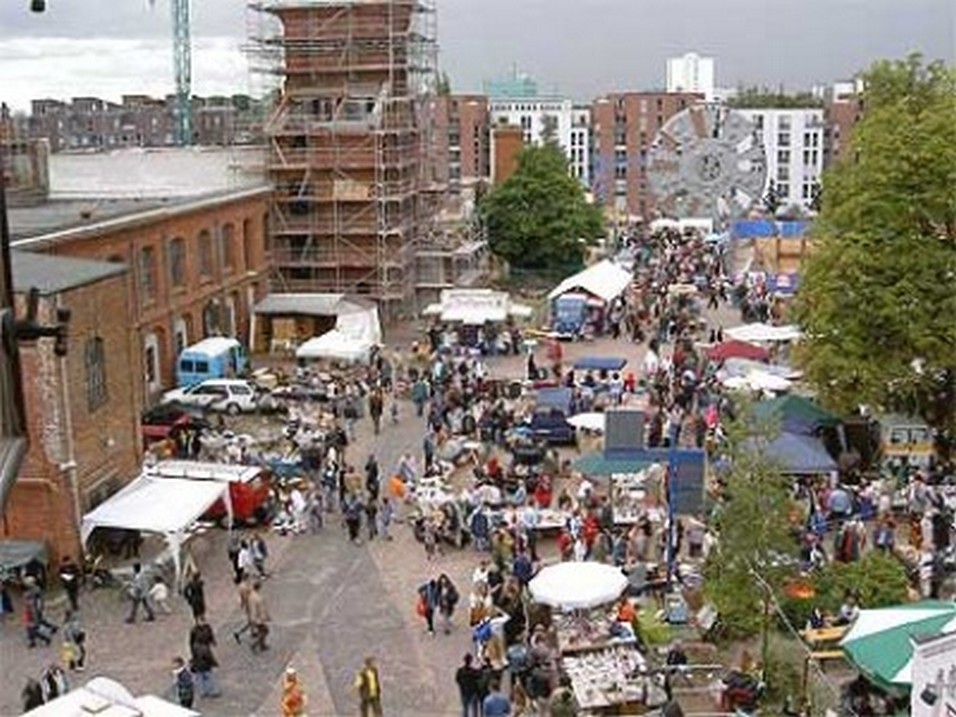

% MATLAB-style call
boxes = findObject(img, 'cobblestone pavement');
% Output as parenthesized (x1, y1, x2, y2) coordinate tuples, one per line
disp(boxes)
(0, 302, 741, 716)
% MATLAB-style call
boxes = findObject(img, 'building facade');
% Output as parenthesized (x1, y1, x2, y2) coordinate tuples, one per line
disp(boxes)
(2, 253, 142, 560)
(822, 80, 864, 167)
(488, 97, 592, 187)
(426, 94, 490, 190)
(591, 91, 703, 219)
(737, 108, 825, 210)
(21, 94, 253, 152)
(666, 53, 716, 102)
(9, 187, 272, 401)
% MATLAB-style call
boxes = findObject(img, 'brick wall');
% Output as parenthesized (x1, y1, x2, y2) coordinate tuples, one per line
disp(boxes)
(43, 191, 271, 399)
(2, 274, 141, 560)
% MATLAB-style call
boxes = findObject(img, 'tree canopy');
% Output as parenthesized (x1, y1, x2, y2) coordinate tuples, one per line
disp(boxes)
(703, 405, 798, 639)
(480, 142, 605, 271)
(793, 55, 956, 456)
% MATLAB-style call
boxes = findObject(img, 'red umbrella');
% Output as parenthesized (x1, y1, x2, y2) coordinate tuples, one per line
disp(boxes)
(706, 339, 770, 362)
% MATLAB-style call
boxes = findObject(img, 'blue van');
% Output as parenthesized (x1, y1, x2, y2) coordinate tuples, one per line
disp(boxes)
(176, 337, 248, 388)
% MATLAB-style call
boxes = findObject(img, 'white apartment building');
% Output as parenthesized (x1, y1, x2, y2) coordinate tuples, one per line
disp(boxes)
(666, 53, 716, 102)
(737, 108, 825, 211)
(488, 97, 592, 187)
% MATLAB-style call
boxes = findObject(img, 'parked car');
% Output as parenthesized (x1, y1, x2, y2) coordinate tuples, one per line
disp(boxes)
(140, 404, 209, 446)
(161, 379, 267, 415)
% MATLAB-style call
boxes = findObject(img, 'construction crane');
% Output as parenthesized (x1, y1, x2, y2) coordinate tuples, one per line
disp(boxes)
(150, 0, 193, 146)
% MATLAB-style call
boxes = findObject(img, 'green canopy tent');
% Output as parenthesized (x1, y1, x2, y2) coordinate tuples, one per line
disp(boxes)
(753, 395, 842, 435)
(840, 601, 956, 693)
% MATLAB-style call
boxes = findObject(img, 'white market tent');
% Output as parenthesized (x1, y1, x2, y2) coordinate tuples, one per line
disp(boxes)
(80, 475, 231, 586)
(725, 322, 802, 343)
(24, 677, 199, 717)
(529, 561, 628, 610)
(295, 300, 382, 363)
(423, 289, 533, 325)
(547, 260, 633, 305)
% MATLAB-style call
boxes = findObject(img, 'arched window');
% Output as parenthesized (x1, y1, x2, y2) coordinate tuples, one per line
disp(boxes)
(198, 229, 214, 278)
(168, 237, 186, 288)
(220, 223, 235, 272)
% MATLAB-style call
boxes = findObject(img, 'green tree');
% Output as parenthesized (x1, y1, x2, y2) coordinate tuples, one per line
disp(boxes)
(703, 406, 798, 640)
(479, 143, 604, 271)
(793, 55, 956, 457)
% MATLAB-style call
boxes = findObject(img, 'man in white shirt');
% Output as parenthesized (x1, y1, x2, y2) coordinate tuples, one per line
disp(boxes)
(237, 540, 255, 581)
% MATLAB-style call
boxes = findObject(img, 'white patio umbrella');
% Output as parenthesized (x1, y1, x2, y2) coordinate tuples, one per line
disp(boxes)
(567, 412, 606, 432)
(528, 561, 628, 610)
(745, 370, 792, 392)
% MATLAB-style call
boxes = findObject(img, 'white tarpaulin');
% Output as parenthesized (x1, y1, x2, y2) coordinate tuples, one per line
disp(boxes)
(548, 260, 633, 304)
(295, 303, 382, 363)
(725, 323, 802, 343)
(80, 475, 230, 586)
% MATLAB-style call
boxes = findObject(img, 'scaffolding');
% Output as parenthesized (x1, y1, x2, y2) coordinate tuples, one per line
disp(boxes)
(248, 0, 438, 317)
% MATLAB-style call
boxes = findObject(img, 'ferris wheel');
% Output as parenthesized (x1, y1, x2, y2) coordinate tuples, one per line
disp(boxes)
(647, 104, 767, 222)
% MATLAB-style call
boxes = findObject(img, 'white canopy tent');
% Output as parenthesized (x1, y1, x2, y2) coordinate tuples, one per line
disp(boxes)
(548, 260, 633, 305)
(80, 475, 231, 588)
(528, 561, 628, 610)
(423, 289, 533, 325)
(725, 322, 802, 343)
(24, 677, 199, 717)
(295, 301, 382, 363)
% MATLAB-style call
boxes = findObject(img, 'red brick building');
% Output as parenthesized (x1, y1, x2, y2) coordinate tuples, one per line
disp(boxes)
(490, 124, 524, 186)
(426, 94, 490, 190)
(8, 186, 272, 401)
(591, 91, 703, 219)
(2, 252, 142, 560)
(823, 85, 864, 167)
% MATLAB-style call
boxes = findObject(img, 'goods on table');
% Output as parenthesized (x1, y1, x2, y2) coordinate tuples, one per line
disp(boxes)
(562, 645, 647, 710)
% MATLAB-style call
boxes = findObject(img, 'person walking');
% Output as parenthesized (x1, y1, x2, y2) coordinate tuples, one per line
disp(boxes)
(251, 533, 269, 578)
(344, 492, 363, 544)
(58, 556, 82, 613)
(237, 539, 256, 582)
(282, 666, 307, 717)
(23, 576, 56, 647)
(482, 678, 512, 717)
(171, 656, 195, 709)
(369, 389, 384, 435)
(62, 609, 86, 672)
(183, 571, 206, 621)
(125, 563, 155, 624)
(354, 656, 383, 717)
(437, 573, 460, 635)
(418, 578, 441, 637)
(21, 678, 43, 712)
(365, 455, 381, 501)
(227, 532, 243, 584)
(379, 497, 394, 541)
(455, 653, 482, 717)
(365, 497, 379, 541)
(189, 615, 221, 698)
(233, 575, 254, 644)
(248, 580, 271, 653)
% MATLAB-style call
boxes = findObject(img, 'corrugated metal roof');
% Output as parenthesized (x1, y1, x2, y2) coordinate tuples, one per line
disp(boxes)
(11, 251, 127, 295)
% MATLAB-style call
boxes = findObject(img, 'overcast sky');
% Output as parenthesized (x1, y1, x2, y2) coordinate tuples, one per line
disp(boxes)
(0, 0, 953, 110)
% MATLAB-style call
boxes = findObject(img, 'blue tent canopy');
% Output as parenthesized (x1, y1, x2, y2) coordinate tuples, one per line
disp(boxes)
(572, 357, 628, 372)
(748, 432, 838, 475)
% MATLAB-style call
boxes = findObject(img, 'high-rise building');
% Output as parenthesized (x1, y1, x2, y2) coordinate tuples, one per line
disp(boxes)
(249, 0, 438, 315)
(736, 108, 825, 210)
(591, 91, 704, 220)
(666, 53, 716, 102)
(425, 94, 490, 190)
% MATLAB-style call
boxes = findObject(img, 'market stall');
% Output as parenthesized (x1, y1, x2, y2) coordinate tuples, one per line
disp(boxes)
(24, 677, 199, 717)
(548, 260, 633, 339)
(80, 475, 231, 587)
(295, 300, 382, 364)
